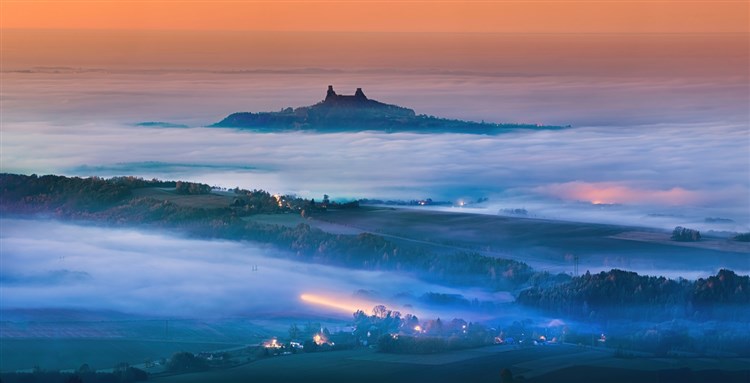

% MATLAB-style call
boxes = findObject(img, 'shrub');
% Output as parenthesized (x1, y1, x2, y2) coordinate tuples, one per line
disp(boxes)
(671, 226, 701, 242)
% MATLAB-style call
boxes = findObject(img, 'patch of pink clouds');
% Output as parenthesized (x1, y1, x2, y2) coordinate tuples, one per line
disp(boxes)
(535, 181, 702, 206)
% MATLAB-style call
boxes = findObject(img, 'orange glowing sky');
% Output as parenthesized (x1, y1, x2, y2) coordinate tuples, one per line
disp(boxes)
(2, 1, 747, 34)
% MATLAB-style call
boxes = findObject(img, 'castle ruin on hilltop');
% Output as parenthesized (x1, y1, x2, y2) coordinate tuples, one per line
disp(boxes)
(213, 85, 562, 131)
(324, 85, 368, 104)
(316, 85, 415, 118)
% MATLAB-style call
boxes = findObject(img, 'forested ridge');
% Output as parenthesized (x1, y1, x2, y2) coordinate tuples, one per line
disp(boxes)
(0, 173, 546, 291)
(518, 268, 750, 320)
(3, 173, 747, 321)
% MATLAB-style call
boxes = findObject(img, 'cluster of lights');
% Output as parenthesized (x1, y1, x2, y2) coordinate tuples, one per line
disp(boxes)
(263, 338, 281, 349)
(313, 332, 334, 346)
(265, 333, 336, 349)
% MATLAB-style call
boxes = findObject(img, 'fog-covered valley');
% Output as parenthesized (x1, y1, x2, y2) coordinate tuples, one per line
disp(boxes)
(1, 218, 513, 320)
(1, 29, 748, 382)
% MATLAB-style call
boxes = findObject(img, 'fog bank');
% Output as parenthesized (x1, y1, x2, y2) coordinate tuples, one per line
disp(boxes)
(2, 123, 748, 231)
(0, 219, 504, 319)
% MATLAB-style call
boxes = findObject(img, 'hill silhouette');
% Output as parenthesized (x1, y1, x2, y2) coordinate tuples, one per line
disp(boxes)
(212, 86, 568, 133)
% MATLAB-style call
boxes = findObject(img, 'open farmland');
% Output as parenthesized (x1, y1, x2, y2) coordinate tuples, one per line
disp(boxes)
(0, 314, 274, 372)
(131, 188, 235, 208)
(0, 338, 242, 372)
(317, 207, 750, 275)
(153, 344, 750, 383)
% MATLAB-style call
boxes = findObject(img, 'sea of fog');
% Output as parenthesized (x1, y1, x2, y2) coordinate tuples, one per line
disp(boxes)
(2, 119, 748, 232)
(0, 219, 511, 320)
(1, 218, 745, 323)
(1, 48, 748, 232)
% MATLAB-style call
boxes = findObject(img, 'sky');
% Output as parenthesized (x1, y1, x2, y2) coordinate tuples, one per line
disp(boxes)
(3, 1, 747, 74)
(3, 0, 747, 34)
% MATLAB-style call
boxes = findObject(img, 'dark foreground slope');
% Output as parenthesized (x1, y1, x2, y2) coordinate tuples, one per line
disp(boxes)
(152, 346, 750, 383)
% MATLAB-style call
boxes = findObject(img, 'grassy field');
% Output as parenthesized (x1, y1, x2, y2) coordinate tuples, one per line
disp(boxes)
(131, 188, 234, 208)
(123, 191, 749, 275)
(244, 213, 364, 235)
(0, 315, 280, 372)
(315, 207, 750, 275)
(153, 344, 750, 383)
(611, 231, 750, 253)
(0, 338, 242, 372)
(153, 346, 536, 383)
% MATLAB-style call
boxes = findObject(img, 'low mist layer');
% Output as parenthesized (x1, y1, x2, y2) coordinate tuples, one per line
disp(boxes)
(2, 122, 747, 231)
(0, 219, 502, 319)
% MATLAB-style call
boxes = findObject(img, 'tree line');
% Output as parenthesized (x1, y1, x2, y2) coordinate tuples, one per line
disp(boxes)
(517, 268, 750, 321)
(0, 173, 553, 291)
(4, 173, 747, 308)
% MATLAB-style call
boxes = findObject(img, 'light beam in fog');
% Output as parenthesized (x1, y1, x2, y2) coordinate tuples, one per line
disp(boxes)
(300, 293, 367, 314)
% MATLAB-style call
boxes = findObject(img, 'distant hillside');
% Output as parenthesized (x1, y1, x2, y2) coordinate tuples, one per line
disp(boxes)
(212, 86, 568, 133)
(135, 121, 189, 128)
(0, 173, 542, 291)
